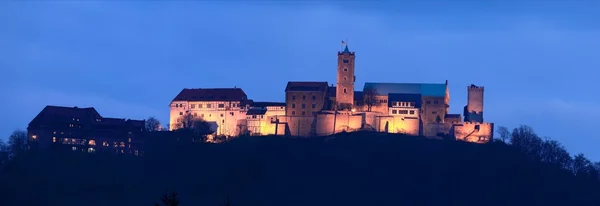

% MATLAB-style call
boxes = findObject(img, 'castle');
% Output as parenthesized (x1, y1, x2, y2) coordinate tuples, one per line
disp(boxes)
(169, 44, 494, 143)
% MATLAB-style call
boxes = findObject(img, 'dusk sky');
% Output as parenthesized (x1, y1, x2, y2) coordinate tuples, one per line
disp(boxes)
(2, 1, 599, 159)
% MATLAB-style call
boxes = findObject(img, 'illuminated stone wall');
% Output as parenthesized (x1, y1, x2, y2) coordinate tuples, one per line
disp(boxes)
(374, 116, 420, 136)
(453, 122, 494, 143)
(315, 111, 363, 136)
(422, 122, 453, 137)
(169, 100, 247, 137)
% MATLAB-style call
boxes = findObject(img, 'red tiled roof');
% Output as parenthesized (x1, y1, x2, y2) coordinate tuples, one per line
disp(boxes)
(285, 82, 328, 92)
(172, 88, 248, 102)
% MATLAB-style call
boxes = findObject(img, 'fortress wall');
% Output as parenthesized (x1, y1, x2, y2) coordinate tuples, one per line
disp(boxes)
(315, 112, 363, 136)
(453, 122, 494, 143)
(375, 116, 420, 136)
(422, 122, 453, 137)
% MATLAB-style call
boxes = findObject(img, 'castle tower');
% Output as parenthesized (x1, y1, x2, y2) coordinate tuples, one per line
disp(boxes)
(464, 84, 484, 123)
(336, 44, 355, 110)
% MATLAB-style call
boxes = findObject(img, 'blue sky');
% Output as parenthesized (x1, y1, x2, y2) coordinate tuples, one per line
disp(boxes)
(1, 1, 599, 159)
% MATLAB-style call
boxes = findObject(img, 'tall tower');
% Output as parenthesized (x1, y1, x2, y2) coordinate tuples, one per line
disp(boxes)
(464, 84, 484, 123)
(336, 44, 355, 110)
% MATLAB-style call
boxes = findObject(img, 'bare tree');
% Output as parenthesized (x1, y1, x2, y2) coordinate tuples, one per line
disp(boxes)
(363, 87, 379, 112)
(176, 113, 212, 135)
(8, 129, 28, 158)
(496, 126, 510, 143)
(145, 117, 161, 132)
(540, 139, 572, 170)
(572, 153, 593, 176)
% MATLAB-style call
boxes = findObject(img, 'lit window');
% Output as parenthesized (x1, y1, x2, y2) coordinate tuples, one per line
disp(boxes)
(89, 140, 96, 146)
(52, 137, 56, 142)
(72, 147, 77, 151)
(53, 131, 56, 134)
(128, 138, 131, 143)
(103, 141, 108, 146)
(32, 135, 37, 140)
(120, 142, 125, 148)
(88, 148, 95, 153)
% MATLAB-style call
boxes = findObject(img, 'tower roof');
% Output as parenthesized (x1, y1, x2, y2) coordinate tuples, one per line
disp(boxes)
(343, 45, 350, 53)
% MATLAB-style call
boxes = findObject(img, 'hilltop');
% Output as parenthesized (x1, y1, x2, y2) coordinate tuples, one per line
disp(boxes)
(0, 130, 599, 206)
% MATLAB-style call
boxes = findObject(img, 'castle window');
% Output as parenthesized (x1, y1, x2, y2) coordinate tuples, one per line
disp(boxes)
(220, 114, 224, 117)
(218, 104, 224, 108)
(201, 114, 205, 117)
(252, 115, 257, 119)
(343, 88, 347, 93)
(399, 110, 408, 114)
(191, 104, 195, 108)
(198, 104, 203, 108)
(344, 76, 347, 81)
(433, 100, 439, 104)
(312, 104, 316, 109)
(343, 59, 349, 63)
(302, 111, 306, 115)
(292, 95, 296, 100)
(52, 137, 56, 143)
(392, 110, 397, 114)
(89, 140, 96, 146)
(194, 113, 197, 116)
(426, 100, 431, 104)
(432, 111, 437, 114)
(230, 112, 234, 116)
(302, 96, 306, 101)
(409, 111, 415, 115)
(302, 104, 306, 108)
(312, 95, 316, 100)
(409, 102, 415, 107)
(343, 67, 348, 71)
(292, 104, 296, 108)
(292, 111, 296, 115)
(207, 104, 212, 108)
(475, 125, 481, 130)
(179, 112, 183, 115)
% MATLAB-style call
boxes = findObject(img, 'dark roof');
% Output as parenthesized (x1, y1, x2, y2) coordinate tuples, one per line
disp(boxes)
(28, 105, 144, 129)
(285, 82, 328, 92)
(328, 86, 336, 97)
(354, 91, 363, 101)
(29, 105, 101, 125)
(387, 93, 422, 108)
(246, 108, 267, 115)
(364, 82, 446, 97)
(252, 102, 285, 108)
(172, 88, 247, 102)
(446, 114, 461, 118)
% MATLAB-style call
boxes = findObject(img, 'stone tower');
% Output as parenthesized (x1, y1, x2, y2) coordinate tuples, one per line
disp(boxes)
(336, 45, 355, 110)
(464, 84, 484, 123)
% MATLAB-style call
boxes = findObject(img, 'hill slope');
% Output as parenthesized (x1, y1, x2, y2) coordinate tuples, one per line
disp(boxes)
(1, 132, 599, 206)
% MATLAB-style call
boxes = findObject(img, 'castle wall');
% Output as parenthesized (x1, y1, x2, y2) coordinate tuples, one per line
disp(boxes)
(315, 112, 363, 136)
(453, 122, 494, 143)
(375, 116, 420, 136)
(169, 100, 247, 137)
(286, 91, 327, 116)
(277, 116, 316, 137)
(422, 122, 453, 137)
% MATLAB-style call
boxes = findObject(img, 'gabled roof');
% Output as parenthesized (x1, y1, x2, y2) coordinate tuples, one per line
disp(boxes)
(172, 88, 247, 102)
(246, 108, 267, 115)
(285, 82, 328, 92)
(252, 102, 286, 108)
(363, 82, 446, 97)
(29, 105, 101, 126)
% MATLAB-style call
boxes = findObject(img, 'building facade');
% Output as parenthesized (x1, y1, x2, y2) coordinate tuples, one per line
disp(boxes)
(27, 106, 145, 155)
(165, 43, 494, 143)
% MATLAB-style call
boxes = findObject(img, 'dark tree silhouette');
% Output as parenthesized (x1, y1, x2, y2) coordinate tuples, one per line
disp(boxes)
(363, 87, 379, 112)
(154, 190, 180, 206)
(7, 129, 27, 158)
(145, 117, 162, 132)
(496, 126, 510, 143)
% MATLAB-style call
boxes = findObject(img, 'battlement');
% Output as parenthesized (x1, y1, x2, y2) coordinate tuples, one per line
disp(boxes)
(467, 84, 484, 91)
(455, 121, 493, 126)
(337, 51, 356, 56)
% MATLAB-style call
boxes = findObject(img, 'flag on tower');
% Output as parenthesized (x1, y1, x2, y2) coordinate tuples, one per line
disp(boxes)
(341, 40, 345, 45)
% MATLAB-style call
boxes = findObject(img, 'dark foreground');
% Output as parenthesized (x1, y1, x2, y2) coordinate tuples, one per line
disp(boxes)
(1, 132, 599, 206)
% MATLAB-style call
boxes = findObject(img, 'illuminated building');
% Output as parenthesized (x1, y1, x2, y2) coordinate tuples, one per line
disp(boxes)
(27, 106, 144, 154)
